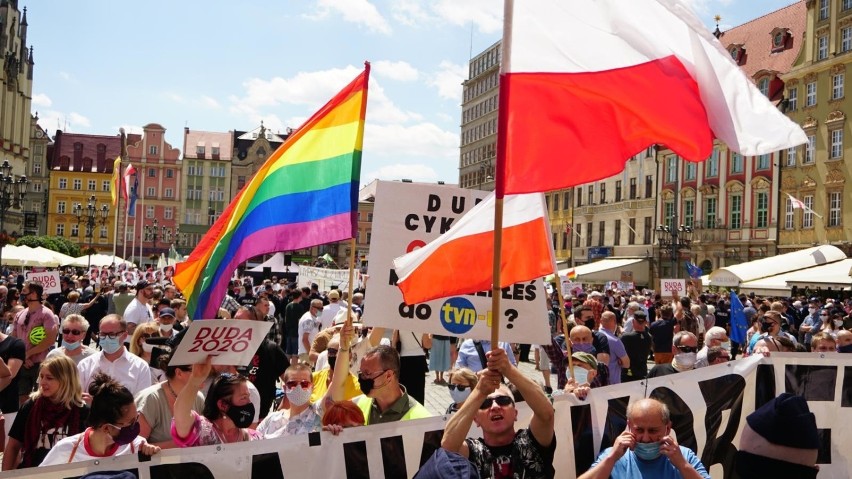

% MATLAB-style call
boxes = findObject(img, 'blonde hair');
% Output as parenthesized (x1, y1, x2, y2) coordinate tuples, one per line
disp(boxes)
(67, 291, 80, 302)
(63, 313, 90, 332)
(129, 322, 160, 356)
(31, 355, 83, 408)
(449, 367, 478, 388)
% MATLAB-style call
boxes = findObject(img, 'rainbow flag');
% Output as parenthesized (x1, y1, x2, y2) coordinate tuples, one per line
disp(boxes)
(174, 65, 370, 319)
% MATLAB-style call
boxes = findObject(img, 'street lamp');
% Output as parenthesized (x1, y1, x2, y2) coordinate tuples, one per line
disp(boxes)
(74, 194, 109, 269)
(145, 218, 171, 253)
(656, 224, 693, 278)
(0, 160, 28, 267)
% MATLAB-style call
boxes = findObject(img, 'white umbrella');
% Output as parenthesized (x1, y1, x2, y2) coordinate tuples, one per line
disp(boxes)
(30, 246, 76, 266)
(68, 253, 135, 268)
(0, 245, 57, 267)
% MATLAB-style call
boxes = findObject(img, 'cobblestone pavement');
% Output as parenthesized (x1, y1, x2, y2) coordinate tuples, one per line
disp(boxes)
(422, 359, 556, 416)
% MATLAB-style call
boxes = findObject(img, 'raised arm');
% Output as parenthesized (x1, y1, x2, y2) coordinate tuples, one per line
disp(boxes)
(173, 356, 211, 439)
(441, 369, 500, 457)
(491, 349, 554, 447)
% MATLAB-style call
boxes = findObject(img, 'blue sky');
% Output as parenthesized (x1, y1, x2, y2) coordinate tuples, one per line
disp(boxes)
(27, 0, 797, 185)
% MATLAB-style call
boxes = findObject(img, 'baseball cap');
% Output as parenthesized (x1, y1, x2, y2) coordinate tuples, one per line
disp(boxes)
(158, 307, 176, 318)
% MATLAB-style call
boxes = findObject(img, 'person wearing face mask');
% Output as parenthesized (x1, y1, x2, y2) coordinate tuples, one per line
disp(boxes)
(445, 367, 477, 414)
(155, 308, 179, 338)
(172, 356, 263, 446)
(309, 333, 362, 404)
(798, 300, 822, 348)
(746, 311, 797, 356)
(569, 325, 610, 387)
(13, 281, 59, 407)
(128, 323, 164, 383)
(77, 315, 152, 399)
(40, 372, 160, 465)
(695, 327, 729, 368)
(45, 315, 97, 365)
(836, 329, 852, 353)
(563, 352, 598, 400)
(257, 364, 322, 437)
(579, 398, 710, 478)
(648, 332, 699, 378)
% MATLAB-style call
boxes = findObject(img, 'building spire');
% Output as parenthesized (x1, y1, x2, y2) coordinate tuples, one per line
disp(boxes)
(713, 15, 722, 38)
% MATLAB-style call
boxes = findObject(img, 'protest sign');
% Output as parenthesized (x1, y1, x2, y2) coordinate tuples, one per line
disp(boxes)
(562, 280, 584, 297)
(25, 270, 60, 294)
(620, 270, 633, 282)
(618, 281, 634, 291)
(368, 181, 549, 344)
(660, 278, 686, 298)
(169, 319, 271, 366)
(298, 265, 354, 292)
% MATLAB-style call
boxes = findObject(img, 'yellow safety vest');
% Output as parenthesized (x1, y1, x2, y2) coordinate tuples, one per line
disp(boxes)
(355, 395, 431, 425)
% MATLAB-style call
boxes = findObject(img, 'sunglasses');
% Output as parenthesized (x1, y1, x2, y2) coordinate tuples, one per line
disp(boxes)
(448, 384, 469, 392)
(676, 345, 697, 354)
(285, 380, 311, 389)
(480, 395, 514, 410)
(62, 329, 84, 335)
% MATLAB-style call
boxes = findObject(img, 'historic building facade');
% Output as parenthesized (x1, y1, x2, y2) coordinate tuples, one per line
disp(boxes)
(458, 41, 499, 191)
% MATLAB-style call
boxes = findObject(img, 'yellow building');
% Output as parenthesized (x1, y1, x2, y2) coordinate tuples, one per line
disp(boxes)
(780, 0, 852, 254)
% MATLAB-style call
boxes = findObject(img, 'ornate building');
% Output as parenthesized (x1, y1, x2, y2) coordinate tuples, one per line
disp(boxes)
(230, 123, 286, 199)
(779, 0, 852, 254)
(25, 113, 48, 236)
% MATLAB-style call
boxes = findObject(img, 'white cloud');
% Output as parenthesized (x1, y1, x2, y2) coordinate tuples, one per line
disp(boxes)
(364, 122, 458, 159)
(199, 95, 221, 109)
(436, 112, 455, 123)
(116, 124, 144, 136)
(38, 110, 92, 133)
(391, 0, 433, 27)
(428, 60, 466, 102)
(373, 60, 419, 82)
(363, 163, 439, 183)
(58, 71, 70, 80)
(68, 113, 92, 129)
(307, 0, 392, 35)
(32, 93, 52, 108)
(432, 0, 502, 34)
(166, 93, 186, 104)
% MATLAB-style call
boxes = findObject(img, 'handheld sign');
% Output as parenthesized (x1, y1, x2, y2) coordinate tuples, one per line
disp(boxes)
(660, 279, 686, 298)
(25, 271, 60, 295)
(169, 319, 272, 366)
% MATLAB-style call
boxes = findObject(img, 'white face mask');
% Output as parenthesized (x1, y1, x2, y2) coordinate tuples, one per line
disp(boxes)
(141, 342, 155, 353)
(673, 352, 697, 371)
(570, 366, 591, 385)
(720, 341, 731, 351)
(835, 319, 844, 328)
(285, 385, 313, 407)
(159, 323, 174, 333)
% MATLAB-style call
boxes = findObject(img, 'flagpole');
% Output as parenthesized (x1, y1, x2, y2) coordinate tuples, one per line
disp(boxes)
(346, 237, 356, 321)
(123, 201, 130, 263)
(551, 272, 574, 380)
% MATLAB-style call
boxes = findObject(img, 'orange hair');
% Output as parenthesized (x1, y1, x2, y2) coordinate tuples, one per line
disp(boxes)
(322, 400, 365, 427)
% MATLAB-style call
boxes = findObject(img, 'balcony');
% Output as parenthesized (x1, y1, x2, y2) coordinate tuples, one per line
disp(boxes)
(691, 221, 727, 244)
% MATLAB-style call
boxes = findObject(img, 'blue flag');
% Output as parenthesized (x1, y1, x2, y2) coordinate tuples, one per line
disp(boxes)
(729, 290, 747, 345)
(685, 261, 703, 279)
(127, 174, 138, 218)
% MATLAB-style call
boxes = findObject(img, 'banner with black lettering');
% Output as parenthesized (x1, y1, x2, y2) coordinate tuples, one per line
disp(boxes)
(366, 181, 550, 344)
(298, 265, 357, 292)
(13, 354, 852, 478)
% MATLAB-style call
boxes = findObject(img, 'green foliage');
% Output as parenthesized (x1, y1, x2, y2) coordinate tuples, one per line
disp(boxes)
(15, 235, 81, 257)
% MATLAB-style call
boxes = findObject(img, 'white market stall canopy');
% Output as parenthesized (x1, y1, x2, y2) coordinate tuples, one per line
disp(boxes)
(67, 254, 135, 268)
(560, 258, 649, 285)
(783, 258, 852, 290)
(0, 245, 58, 267)
(31, 246, 76, 266)
(708, 245, 846, 288)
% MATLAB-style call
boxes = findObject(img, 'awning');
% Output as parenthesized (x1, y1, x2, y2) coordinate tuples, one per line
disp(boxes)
(560, 258, 649, 285)
(708, 245, 846, 287)
(784, 258, 852, 290)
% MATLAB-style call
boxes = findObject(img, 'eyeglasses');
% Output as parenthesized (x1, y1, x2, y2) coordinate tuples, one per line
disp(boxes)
(358, 369, 388, 380)
(99, 331, 125, 340)
(820, 313, 830, 317)
(676, 345, 697, 354)
(479, 395, 514, 410)
(62, 329, 84, 336)
(109, 412, 140, 430)
(140, 333, 154, 339)
(448, 384, 469, 392)
(285, 380, 311, 389)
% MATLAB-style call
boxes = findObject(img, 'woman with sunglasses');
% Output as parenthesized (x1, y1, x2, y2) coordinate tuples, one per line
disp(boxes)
(172, 356, 263, 447)
(445, 368, 477, 414)
(129, 323, 164, 383)
(45, 315, 97, 365)
(136, 353, 204, 448)
(40, 372, 159, 465)
(2, 355, 87, 469)
(256, 363, 323, 438)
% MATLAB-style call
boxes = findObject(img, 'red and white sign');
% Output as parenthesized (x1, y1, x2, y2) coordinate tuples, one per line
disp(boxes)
(25, 271, 60, 295)
(169, 319, 272, 366)
(660, 278, 686, 298)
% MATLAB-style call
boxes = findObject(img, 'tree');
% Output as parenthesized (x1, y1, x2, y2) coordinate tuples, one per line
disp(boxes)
(15, 235, 81, 257)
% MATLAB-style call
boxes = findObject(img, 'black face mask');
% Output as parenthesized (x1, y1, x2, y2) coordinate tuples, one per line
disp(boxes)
(358, 376, 376, 395)
(583, 319, 595, 330)
(760, 321, 774, 333)
(225, 402, 255, 428)
(327, 355, 337, 370)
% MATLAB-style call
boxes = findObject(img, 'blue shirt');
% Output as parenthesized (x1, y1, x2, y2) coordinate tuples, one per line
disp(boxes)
(591, 446, 710, 479)
(455, 339, 517, 372)
(599, 328, 627, 385)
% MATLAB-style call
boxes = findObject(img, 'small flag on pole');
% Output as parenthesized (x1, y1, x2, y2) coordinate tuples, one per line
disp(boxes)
(110, 157, 123, 206)
(729, 291, 748, 345)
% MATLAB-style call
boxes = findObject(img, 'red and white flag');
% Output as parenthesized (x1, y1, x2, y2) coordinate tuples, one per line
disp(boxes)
(393, 193, 555, 305)
(497, 0, 807, 195)
(786, 193, 806, 210)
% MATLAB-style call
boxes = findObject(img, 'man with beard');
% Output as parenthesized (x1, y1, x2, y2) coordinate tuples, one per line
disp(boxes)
(123, 281, 155, 337)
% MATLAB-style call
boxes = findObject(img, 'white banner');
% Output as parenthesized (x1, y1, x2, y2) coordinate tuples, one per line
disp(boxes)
(298, 265, 355, 292)
(367, 181, 550, 344)
(169, 320, 272, 366)
(10, 354, 852, 478)
(25, 270, 60, 294)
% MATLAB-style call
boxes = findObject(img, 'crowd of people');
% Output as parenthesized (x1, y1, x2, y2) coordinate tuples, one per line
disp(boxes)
(0, 263, 836, 478)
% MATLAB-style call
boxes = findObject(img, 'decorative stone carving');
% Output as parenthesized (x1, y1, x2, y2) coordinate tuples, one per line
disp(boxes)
(826, 110, 846, 124)
(698, 184, 718, 194)
(803, 115, 818, 129)
(826, 168, 846, 184)
(750, 176, 772, 189)
(781, 175, 798, 190)
(725, 181, 744, 192)
(801, 175, 817, 188)
(804, 72, 818, 83)
(681, 187, 696, 198)
(831, 64, 847, 75)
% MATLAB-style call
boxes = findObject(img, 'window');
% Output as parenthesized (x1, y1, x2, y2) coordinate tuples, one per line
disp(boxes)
(32, 183, 42, 193)
(146, 206, 155, 219)
(166, 169, 174, 178)
(237, 176, 246, 190)
(196, 146, 205, 155)
(545, 195, 550, 211)
(102, 180, 110, 192)
(833, 73, 845, 99)
(563, 192, 570, 210)
(705, 197, 717, 228)
(552, 193, 560, 211)
(705, 149, 719, 177)
(758, 77, 770, 96)
(806, 81, 817, 106)
(843, 27, 852, 52)
(845, 0, 852, 11)
(58, 178, 67, 189)
(831, 129, 844, 158)
(33, 162, 41, 174)
(576, 187, 583, 207)
(829, 191, 842, 226)
(786, 146, 797, 167)
(87, 179, 96, 191)
(598, 221, 605, 246)
(684, 199, 694, 227)
(628, 218, 636, 245)
(71, 224, 79, 237)
(73, 179, 81, 190)
(614, 219, 621, 246)
(819, 0, 829, 20)
(164, 207, 174, 220)
(148, 168, 156, 178)
(644, 217, 652, 244)
(818, 35, 828, 60)
(100, 226, 108, 239)
(645, 175, 653, 198)
(787, 87, 797, 111)
(575, 224, 582, 247)
(685, 162, 696, 180)
(785, 198, 794, 230)
(805, 135, 816, 163)
(757, 154, 770, 170)
(147, 187, 156, 197)
(187, 165, 197, 176)
(212, 146, 220, 156)
(165, 188, 173, 198)
(755, 191, 768, 228)
(630, 178, 637, 199)
(586, 222, 592, 247)
(561, 230, 568, 250)
(600, 183, 606, 203)
(666, 156, 677, 183)
(368, 213, 373, 222)
(803, 195, 814, 228)
(149, 145, 158, 155)
(730, 195, 742, 229)
(615, 181, 622, 202)
(57, 201, 66, 214)
(55, 224, 64, 236)
(730, 153, 743, 173)
(664, 202, 675, 230)
(587, 186, 593, 205)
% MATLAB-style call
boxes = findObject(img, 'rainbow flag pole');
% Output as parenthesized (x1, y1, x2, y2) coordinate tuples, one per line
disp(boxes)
(174, 63, 371, 319)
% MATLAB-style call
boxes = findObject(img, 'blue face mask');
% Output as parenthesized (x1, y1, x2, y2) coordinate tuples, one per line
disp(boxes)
(570, 367, 590, 385)
(62, 339, 81, 351)
(99, 336, 122, 354)
(573, 343, 595, 354)
(634, 441, 662, 460)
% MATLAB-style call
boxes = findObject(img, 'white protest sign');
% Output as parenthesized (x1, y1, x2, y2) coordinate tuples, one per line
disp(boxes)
(660, 278, 686, 297)
(25, 270, 60, 294)
(618, 281, 634, 291)
(367, 181, 549, 344)
(562, 280, 583, 297)
(298, 265, 353, 292)
(169, 319, 272, 366)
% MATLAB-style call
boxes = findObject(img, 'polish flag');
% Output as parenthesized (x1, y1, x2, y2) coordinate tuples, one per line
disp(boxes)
(786, 193, 806, 210)
(393, 193, 555, 305)
(497, 0, 808, 196)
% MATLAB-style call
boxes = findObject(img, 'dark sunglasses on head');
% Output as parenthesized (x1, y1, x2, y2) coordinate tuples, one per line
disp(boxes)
(285, 380, 311, 389)
(62, 329, 83, 335)
(677, 345, 697, 354)
(448, 384, 469, 392)
(479, 395, 514, 410)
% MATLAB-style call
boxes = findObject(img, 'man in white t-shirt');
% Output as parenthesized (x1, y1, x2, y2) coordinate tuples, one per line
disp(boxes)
(123, 280, 155, 336)
(318, 290, 345, 330)
(298, 299, 323, 364)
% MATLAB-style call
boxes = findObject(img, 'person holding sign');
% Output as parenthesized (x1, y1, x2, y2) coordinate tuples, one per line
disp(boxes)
(441, 348, 556, 478)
